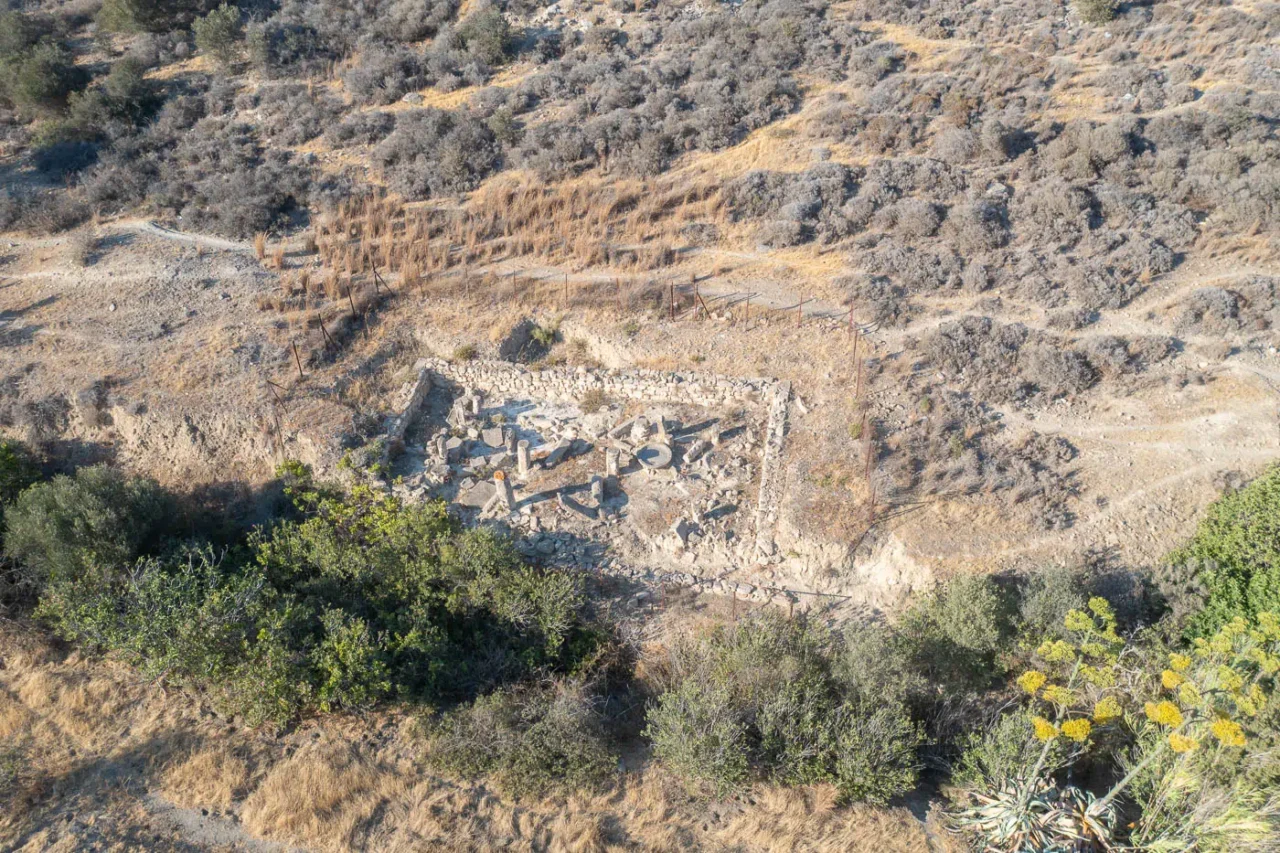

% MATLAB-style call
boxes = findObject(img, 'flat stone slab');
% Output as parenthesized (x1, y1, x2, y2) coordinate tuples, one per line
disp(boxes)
(635, 442, 673, 469)
(482, 427, 506, 448)
(458, 481, 497, 508)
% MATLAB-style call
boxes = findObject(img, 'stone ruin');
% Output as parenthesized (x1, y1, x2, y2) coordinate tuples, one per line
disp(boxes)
(379, 357, 794, 604)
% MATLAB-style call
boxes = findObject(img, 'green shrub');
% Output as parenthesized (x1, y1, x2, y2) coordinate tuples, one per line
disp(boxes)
(4, 465, 172, 587)
(193, 4, 243, 67)
(9, 461, 605, 731)
(1168, 465, 1280, 637)
(1075, 0, 1117, 25)
(98, 0, 213, 33)
(834, 623, 926, 708)
(647, 612, 922, 802)
(63, 57, 157, 133)
(950, 710, 1067, 793)
(0, 12, 54, 61)
(451, 343, 478, 361)
(0, 40, 88, 114)
(645, 679, 749, 797)
(899, 575, 1014, 694)
(35, 546, 259, 671)
(311, 608, 391, 712)
(457, 8, 511, 66)
(429, 681, 615, 797)
(935, 575, 1011, 653)
(1018, 565, 1088, 639)
(0, 738, 26, 799)
(828, 699, 923, 804)
(0, 440, 38, 517)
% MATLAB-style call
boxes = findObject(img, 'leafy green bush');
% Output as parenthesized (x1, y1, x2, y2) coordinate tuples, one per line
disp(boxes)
(457, 8, 511, 66)
(935, 575, 1012, 653)
(899, 575, 1014, 694)
(56, 57, 158, 139)
(1018, 565, 1088, 639)
(0, 12, 54, 61)
(0, 39, 88, 114)
(833, 622, 926, 708)
(1168, 465, 1280, 637)
(311, 608, 391, 713)
(428, 680, 615, 797)
(14, 462, 603, 729)
(646, 612, 922, 802)
(193, 4, 243, 67)
(4, 465, 172, 587)
(0, 440, 38, 518)
(646, 680, 749, 797)
(950, 710, 1066, 793)
(0, 737, 26, 799)
(98, 0, 213, 33)
(1075, 0, 1117, 25)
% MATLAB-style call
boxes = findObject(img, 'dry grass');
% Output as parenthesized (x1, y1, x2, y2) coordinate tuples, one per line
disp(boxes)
(0, 624, 949, 852)
(160, 746, 252, 811)
(241, 741, 403, 850)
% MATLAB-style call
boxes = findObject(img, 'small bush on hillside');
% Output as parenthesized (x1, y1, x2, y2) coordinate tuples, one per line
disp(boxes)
(323, 111, 395, 148)
(0, 440, 39, 610)
(0, 11, 55, 60)
(311, 608, 392, 712)
(646, 612, 922, 803)
(1075, 0, 1117, 25)
(1018, 565, 1089, 638)
(646, 679, 749, 797)
(933, 574, 1012, 654)
(950, 709, 1067, 793)
(428, 680, 615, 797)
(193, 4, 243, 67)
(898, 575, 1014, 693)
(457, 7, 511, 66)
(0, 440, 38, 514)
(1167, 465, 1280, 637)
(3, 465, 172, 587)
(98, 0, 213, 33)
(0, 40, 88, 115)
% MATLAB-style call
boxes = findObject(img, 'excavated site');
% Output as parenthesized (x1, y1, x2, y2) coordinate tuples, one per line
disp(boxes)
(0, 0, 1278, 622)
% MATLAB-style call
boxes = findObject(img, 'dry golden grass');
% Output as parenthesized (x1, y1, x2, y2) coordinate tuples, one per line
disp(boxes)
(1, 624, 950, 853)
(159, 746, 252, 811)
(241, 741, 405, 850)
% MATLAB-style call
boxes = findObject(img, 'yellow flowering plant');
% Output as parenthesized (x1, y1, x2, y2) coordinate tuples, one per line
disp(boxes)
(1006, 601, 1280, 825)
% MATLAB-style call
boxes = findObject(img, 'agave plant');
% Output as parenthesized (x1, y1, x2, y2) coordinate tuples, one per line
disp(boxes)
(951, 777, 1118, 852)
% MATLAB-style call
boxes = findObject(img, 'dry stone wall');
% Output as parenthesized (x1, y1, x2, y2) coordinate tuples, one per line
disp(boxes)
(415, 357, 774, 409)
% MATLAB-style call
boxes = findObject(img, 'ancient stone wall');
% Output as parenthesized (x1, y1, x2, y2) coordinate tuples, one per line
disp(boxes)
(415, 357, 773, 409)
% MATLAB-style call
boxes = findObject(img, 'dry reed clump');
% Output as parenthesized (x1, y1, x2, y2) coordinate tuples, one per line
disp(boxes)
(240, 741, 403, 849)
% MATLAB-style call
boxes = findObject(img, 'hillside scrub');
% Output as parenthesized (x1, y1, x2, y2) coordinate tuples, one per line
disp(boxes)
(4, 462, 607, 728)
(1165, 464, 1280, 638)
